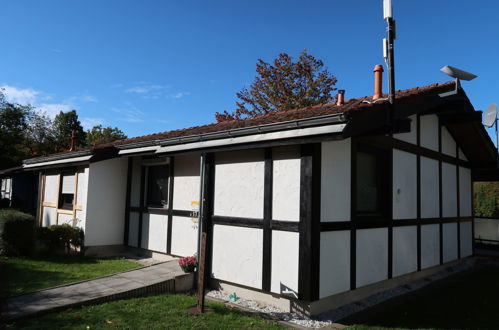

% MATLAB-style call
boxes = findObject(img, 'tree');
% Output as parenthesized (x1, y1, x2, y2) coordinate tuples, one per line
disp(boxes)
(474, 182, 499, 218)
(86, 125, 127, 146)
(216, 50, 337, 122)
(25, 110, 57, 157)
(52, 110, 86, 151)
(0, 97, 30, 169)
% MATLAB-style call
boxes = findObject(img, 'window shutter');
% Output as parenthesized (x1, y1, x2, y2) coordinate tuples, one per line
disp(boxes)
(61, 174, 75, 194)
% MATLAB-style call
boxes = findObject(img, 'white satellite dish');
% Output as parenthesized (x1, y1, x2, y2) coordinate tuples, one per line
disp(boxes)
(484, 104, 498, 128)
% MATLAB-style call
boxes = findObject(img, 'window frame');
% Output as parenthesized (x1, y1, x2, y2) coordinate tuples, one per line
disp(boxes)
(58, 171, 76, 211)
(354, 143, 391, 221)
(143, 162, 170, 209)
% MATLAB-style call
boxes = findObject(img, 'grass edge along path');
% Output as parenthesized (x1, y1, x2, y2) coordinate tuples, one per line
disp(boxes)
(0, 256, 141, 299)
(6, 293, 284, 329)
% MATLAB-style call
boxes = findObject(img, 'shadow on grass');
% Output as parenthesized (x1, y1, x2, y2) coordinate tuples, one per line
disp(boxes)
(343, 264, 499, 330)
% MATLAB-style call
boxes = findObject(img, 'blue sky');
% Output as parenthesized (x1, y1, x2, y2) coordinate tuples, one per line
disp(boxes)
(1, 0, 498, 143)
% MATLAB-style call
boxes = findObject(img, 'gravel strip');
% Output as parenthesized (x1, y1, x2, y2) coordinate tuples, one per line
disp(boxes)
(206, 290, 333, 328)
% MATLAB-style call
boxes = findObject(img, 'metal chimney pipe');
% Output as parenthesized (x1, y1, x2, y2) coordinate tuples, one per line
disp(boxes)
(336, 90, 345, 106)
(69, 130, 77, 151)
(373, 65, 384, 100)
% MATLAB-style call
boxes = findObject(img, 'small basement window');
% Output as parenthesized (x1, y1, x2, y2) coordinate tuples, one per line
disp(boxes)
(59, 173, 75, 210)
(355, 144, 390, 219)
(146, 164, 169, 208)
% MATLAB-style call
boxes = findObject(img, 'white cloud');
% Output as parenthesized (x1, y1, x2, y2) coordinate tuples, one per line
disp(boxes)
(126, 85, 166, 94)
(169, 92, 190, 99)
(1, 85, 39, 105)
(112, 108, 145, 123)
(81, 117, 105, 130)
(0, 85, 100, 119)
(38, 103, 72, 117)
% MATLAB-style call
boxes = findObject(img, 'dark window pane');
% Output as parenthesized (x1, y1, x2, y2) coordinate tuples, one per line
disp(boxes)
(356, 151, 379, 214)
(147, 165, 169, 208)
(59, 193, 74, 210)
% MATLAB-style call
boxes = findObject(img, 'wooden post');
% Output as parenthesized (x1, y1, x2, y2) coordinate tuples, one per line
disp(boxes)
(195, 153, 214, 314)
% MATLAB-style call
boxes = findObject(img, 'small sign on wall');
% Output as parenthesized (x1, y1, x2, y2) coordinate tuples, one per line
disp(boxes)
(280, 283, 298, 298)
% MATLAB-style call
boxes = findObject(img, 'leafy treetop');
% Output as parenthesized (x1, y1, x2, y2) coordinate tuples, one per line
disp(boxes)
(216, 50, 337, 122)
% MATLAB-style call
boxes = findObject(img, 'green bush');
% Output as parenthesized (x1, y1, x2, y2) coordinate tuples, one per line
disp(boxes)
(0, 209, 35, 256)
(37, 224, 85, 256)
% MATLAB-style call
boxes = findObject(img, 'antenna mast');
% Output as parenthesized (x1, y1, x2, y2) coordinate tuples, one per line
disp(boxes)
(384, 0, 396, 108)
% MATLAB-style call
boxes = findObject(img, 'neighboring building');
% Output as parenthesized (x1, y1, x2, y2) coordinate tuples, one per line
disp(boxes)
(20, 76, 498, 315)
(0, 166, 38, 215)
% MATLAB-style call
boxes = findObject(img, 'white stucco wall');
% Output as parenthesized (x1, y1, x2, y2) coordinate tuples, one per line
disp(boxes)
(271, 230, 299, 294)
(173, 154, 200, 211)
(441, 127, 457, 157)
(442, 222, 458, 263)
(393, 150, 417, 219)
(272, 146, 300, 222)
(442, 162, 457, 217)
(356, 228, 388, 288)
(321, 139, 351, 222)
(212, 225, 263, 289)
(44, 174, 59, 203)
(459, 167, 472, 217)
(421, 224, 439, 269)
(458, 148, 468, 161)
(460, 221, 473, 257)
(75, 168, 89, 229)
(214, 150, 264, 219)
(42, 207, 57, 226)
(128, 212, 139, 247)
(85, 158, 128, 246)
(170, 216, 198, 257)
(58, 213, 73, 225)
(394, 114, 417, 144)
(320, 230, 350, 298)
(393, 226, 417, 277)
(420, 114, 439, 151)
(141, 213, 167, 253)
(420, 157, 439, 218)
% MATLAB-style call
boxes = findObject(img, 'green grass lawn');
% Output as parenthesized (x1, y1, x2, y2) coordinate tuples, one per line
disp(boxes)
(345, 263, 499, 330)
(0, 256, 140, 299)
(7, 294, 284, 329)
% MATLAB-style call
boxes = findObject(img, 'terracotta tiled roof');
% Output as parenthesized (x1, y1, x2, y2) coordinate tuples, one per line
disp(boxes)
(25, 80, 456, 163)
(108, 81, 455, 148)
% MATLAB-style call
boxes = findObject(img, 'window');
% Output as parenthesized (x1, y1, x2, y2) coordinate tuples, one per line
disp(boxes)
(146, 165, 169, 208)
(59, 173, 75, 210)
(355, 145, 390, 219)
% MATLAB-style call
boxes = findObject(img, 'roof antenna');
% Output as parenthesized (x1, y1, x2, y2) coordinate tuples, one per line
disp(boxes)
(438, 65, 477, 98)
(383, 0, 396, 106)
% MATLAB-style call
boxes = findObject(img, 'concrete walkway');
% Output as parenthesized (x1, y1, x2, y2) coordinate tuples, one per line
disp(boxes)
(1, 259, 194, 321)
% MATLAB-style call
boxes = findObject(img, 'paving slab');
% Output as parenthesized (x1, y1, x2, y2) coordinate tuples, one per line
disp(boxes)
(1, 259, 192, 321)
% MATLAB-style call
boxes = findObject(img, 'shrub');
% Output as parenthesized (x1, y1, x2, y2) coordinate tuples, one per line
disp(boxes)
(0, 209, 35, 256)
(37, 224, 85, 256)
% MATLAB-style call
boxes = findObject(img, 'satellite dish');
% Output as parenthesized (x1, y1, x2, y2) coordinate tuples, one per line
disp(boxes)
(484, 104, 498, 128)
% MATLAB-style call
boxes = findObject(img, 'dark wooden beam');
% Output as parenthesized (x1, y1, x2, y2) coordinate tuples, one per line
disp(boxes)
(123, 157, 133, 246)
(298, 143, 321, 302)
(262, 148, 273, 292)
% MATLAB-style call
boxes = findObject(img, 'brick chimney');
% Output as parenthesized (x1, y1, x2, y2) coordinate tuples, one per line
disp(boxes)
(373, 65, 384, 100)
(336, 90, 345, 106)
(69, 130, 77, 151)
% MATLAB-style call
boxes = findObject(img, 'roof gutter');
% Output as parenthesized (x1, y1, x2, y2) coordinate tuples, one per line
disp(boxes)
(23, 150, 93, 166)
(116, 113, 347, 157)
(155, 113, 347, 154)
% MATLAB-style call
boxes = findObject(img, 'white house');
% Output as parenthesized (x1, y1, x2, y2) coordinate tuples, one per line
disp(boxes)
(21, 74, 498, 315)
